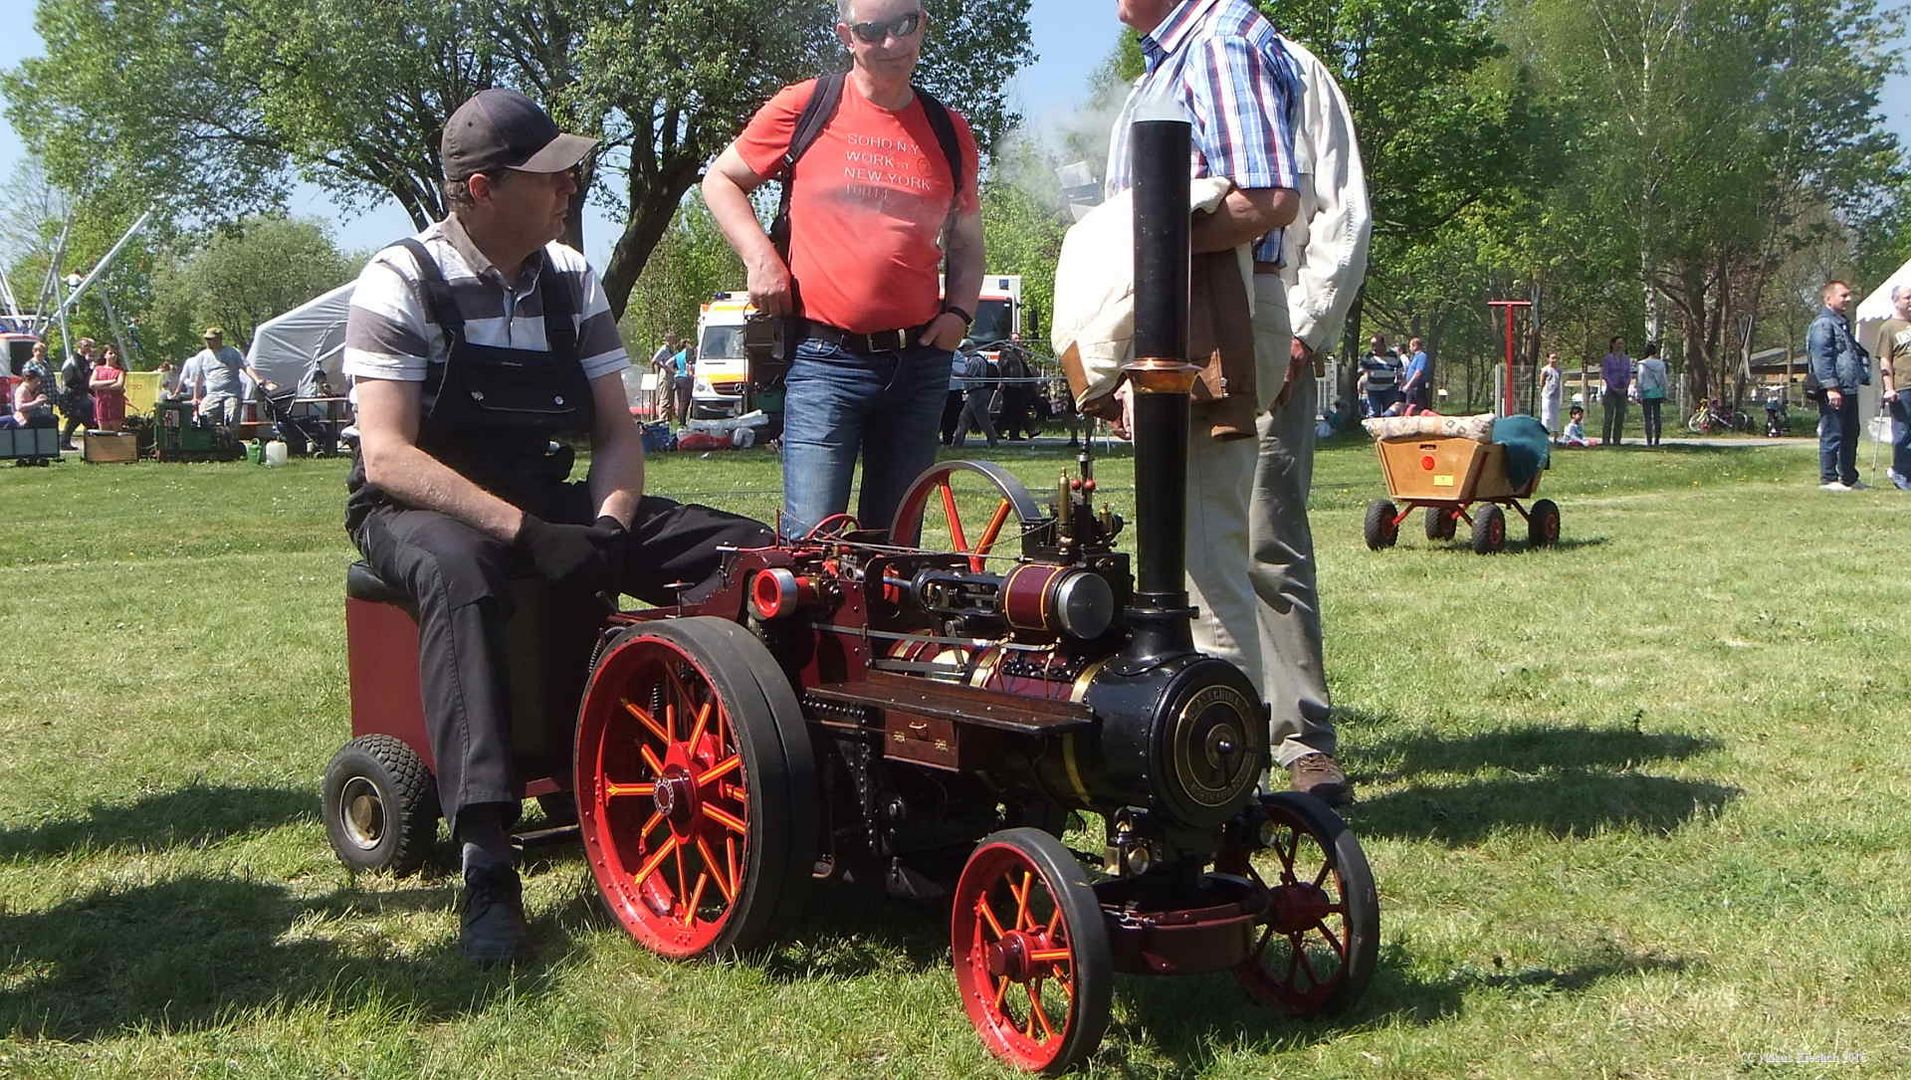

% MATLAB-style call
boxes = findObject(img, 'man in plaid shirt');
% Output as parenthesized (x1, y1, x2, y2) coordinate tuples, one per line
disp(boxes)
(1108, 0, 1356, 804)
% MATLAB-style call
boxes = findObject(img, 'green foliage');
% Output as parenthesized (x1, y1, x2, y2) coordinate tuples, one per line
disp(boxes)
(143, 216, 355, 365)
(979, 136, 1071, 343)
(618, 196, 747, 360)
(5, 0, 1036, 323)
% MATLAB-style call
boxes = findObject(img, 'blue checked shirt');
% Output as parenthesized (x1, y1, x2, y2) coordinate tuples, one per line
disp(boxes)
(1105, 0, 1302, 264)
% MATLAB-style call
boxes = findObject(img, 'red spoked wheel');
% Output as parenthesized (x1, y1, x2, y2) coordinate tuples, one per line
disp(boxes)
(889, 461, 1046, 570)
(951, 828, 1113, 1074)
(1231, 791, 1379, 1016)
(574, 617, 814, 958)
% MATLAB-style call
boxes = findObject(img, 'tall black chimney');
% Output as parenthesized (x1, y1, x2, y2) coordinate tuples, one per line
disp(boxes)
(1121, 118, 1201, 667)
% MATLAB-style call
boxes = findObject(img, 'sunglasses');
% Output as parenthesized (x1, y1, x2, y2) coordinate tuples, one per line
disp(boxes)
(848, 11, 922, 43)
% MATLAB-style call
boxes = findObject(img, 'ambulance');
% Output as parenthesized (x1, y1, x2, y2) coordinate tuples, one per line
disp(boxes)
(690, 292, 755, 419)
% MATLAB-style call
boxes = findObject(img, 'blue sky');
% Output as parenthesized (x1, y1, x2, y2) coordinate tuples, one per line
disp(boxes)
(0, 0, 1906, 269)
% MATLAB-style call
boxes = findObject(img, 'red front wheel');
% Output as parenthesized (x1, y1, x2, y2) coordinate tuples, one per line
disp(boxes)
(951, 828, 1113, 1074)
(574, 618, 813, 958)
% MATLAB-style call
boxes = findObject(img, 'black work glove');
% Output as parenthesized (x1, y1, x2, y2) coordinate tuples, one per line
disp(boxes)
(514, 514, 616, 597)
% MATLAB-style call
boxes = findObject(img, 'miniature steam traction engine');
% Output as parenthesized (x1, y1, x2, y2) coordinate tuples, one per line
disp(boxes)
(326, 119, 1378, 1073)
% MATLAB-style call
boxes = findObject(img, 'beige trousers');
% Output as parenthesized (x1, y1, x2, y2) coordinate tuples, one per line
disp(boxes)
(1184, 274, 1336, 766)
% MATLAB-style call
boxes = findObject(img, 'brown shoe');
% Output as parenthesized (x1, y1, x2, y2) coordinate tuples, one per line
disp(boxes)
(1288, 753, 1353, 806)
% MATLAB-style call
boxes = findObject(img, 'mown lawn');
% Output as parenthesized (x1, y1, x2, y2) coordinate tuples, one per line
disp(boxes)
(1, 434, 1907, 1078)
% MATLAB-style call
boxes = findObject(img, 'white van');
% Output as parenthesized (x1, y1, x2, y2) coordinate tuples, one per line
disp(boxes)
(692, 293, 754, 419)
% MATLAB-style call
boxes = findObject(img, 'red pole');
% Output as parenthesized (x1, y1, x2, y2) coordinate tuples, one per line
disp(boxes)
(1488, 299, 1533, 416)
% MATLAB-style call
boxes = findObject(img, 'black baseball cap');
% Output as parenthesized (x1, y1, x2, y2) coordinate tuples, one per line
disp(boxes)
(441, 88, 597, 182)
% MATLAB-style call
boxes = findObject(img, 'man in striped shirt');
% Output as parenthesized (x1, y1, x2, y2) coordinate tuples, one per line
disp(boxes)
(343, 89, 772, 964)
(1109, 0, 1351, 804)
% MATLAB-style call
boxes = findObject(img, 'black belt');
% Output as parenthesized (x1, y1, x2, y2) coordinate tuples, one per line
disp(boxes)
(800, 319, 935, 355)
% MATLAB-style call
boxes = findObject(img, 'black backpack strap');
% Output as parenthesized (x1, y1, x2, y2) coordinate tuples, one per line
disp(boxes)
(770, 73, 847, 266)
(913, 86, 965, 201)
(534, 249, 579, 364)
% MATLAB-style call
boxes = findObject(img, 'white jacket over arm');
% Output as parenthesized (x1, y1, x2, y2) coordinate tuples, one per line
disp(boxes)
(1279, 38, 1371, 355)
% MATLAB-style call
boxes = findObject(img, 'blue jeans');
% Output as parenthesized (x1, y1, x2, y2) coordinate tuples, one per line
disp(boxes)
(1818, 392, 1860, 484)
(781, 336, 952, 537)
(1890, 389, 1911, 480)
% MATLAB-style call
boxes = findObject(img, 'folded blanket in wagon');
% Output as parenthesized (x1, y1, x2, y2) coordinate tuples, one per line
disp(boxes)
(1362, 412, 1551, 487)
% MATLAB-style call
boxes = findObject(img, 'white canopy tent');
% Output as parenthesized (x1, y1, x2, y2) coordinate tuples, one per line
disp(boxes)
(245, 282, 355, 395)
(1852, 272, 1906, 442)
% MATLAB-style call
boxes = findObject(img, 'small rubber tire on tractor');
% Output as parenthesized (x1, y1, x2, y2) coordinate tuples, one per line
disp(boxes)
(321, 734, 440, 877)
(574, 617, 815, 959)
(1527, 498, 1561, 548)
(951, 827, 1114, 1075)
(1423, 505, 1458, 542)
(1232, 791, 1381, 1017)
(1470, 503, 1507, 554)
(1363, 499, 1399, 551)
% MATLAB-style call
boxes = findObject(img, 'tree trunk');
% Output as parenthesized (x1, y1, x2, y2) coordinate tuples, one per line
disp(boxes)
(600, 161, 704, 321)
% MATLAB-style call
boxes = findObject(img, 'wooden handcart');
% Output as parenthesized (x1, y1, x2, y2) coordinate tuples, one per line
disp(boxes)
(1362, 417, 1560, 554)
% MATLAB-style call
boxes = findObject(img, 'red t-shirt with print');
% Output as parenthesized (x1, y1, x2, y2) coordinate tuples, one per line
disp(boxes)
(735, 77, 981, 335)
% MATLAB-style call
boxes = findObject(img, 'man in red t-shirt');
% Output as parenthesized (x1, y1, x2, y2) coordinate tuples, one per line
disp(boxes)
(703, 0, 984, 537)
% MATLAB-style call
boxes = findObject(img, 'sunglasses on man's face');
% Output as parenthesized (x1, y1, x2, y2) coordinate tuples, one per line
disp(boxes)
(848, 11, 922, 44)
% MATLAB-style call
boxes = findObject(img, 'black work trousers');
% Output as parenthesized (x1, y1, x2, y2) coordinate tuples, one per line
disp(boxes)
(352, 485, 774, 829)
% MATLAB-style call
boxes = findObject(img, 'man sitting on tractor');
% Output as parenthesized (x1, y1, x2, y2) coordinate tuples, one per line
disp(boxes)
(342, 88, 772, 964)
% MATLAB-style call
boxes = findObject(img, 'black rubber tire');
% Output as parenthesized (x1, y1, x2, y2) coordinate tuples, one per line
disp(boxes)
(1471, 503, 1507, 554)
(1528, 499, 1561, 548)
(1234, 792, 1381, 1017)
(1423, 506, 1457, 541)
(574, 617, 814, 957)
(321, 734, 440, 877)
(951, 827, 1114, 1074)
(1363, 499, 1399, 551)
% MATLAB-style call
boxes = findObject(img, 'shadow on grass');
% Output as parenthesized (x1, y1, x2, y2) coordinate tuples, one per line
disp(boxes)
(1102, 941, 1693, 1073)
(1339, 720, 1737, 844)
(0, 873, 573, 1042)
(0, 783, 315, 859)
(1360, 724, 1721, 783)
(755, 879, 951, 982)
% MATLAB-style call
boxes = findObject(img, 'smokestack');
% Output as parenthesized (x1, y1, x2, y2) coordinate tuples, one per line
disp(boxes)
(1121, 118, 1200, 666)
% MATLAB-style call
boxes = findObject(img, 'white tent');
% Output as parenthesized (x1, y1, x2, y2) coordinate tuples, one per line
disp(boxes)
(1852, 273, 1904, 442)
(246, 282, 354, 395)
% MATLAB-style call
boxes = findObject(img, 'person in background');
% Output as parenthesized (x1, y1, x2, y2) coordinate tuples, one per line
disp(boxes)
(702, 0, 984, 537)
(1399, 335, 1431, 411)
(1636, 341, 1669, 447)
(1600, 334, 1631, 446)
(650, 336, 679, 423)
(1873, 283, 1911, 490)
(182, 327, 272, 431)
(952, 348, 997, 448)
(11, 369, 54, 428)
(156, 360, 180, 400)
(1359, 334, 1401, 418)
(1539, 351, 1564, 434)
(24, 340, 54, 386)
(995, 343, 1034, 439)
(1808, 279, 1869, 491)
(89, 344, 127, 432)
(1560, 403, 1590, 447)
(58, 337, 96, 450)
(672, 343, 695, 425)
(941, 348, 968, 445)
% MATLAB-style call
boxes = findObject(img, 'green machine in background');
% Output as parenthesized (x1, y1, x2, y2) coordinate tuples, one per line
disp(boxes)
(151, 400, 244, 462)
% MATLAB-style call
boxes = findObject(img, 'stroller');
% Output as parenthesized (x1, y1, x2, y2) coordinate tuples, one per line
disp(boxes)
(258, 388, 342, 456)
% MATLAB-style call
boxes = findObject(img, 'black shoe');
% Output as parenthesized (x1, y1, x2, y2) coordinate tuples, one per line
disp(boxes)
(460, 863, 528, 965)
(1287, 753, 1353, 806)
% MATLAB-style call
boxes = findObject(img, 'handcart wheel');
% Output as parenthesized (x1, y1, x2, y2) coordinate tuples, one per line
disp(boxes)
(1231, 792, 1380, 1016)
(1470, 503, 1507, 554)
(321, 734, 440, 877)
(574, 617, 814, 958)
(1423, 505, 1458, 541)
(1362, 499, 1399, 551)
(891, 460, 1046, 570)
(1527, 499, 1561, 548)
(951, 827, 1113, 1074)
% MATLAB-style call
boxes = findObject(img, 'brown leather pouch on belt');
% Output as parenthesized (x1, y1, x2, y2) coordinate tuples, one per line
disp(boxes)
(1188, 251, 1258, 441)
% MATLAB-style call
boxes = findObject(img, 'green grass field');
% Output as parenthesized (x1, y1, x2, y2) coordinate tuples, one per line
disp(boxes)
(2, 435, 1908, 1078)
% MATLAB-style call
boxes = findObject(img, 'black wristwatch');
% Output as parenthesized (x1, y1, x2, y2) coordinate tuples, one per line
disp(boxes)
(941, 304, 974, 327)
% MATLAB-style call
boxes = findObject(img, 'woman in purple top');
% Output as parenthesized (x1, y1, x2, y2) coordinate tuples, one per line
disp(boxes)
(1600, 335, 1632, 446)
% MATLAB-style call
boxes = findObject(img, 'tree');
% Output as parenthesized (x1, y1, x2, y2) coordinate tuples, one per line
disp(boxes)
(145, 216, 356, 362)
(5, 0, 1035, 320)
(618, 195, 746, 359)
